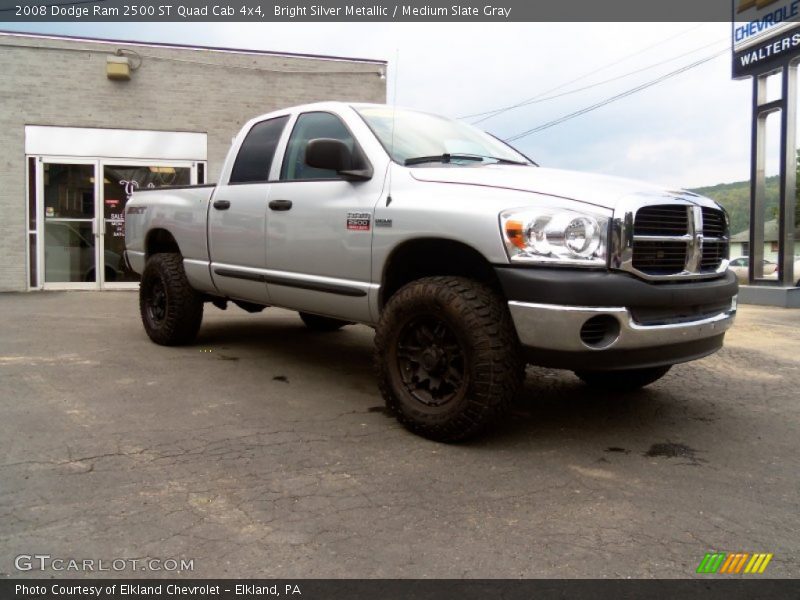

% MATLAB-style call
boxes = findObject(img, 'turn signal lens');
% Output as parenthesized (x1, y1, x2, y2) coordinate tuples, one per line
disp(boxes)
(505, 219, 526, 249)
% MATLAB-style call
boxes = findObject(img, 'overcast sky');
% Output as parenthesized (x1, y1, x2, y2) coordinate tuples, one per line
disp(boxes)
(3, 21, 776, 188)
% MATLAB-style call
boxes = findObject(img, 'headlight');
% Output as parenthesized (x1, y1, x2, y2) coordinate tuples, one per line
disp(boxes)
(500, 207, 609, 267)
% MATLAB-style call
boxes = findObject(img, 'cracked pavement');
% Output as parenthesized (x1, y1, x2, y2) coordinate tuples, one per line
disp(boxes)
(0, 291, 798, 578)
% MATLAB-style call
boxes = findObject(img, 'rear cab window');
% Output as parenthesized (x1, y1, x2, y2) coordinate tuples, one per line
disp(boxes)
(229, 116, 290, 184)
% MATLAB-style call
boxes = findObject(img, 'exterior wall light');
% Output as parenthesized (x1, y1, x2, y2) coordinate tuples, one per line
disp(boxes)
(106, 55, 131, 80)
(106, 49, 142, 81)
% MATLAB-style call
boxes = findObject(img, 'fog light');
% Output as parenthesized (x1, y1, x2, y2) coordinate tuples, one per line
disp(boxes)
(579, 315, 620, 349)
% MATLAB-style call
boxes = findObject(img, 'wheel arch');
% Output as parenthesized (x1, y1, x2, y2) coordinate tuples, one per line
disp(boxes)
(380, 237, 502, 309)
(145, 228, 181, 260)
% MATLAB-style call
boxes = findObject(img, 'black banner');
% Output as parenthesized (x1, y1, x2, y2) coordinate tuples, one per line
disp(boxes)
(3, 579, 800, 600)
(0, 0, 756, 22)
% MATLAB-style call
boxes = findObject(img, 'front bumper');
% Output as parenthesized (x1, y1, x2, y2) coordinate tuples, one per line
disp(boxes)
(496, 267, 738, 371)
(508, 301, 736, 370)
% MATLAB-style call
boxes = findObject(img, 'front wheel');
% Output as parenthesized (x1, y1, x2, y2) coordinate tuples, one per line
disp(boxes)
(574, 365, 672, 392)
(374, 276, 524, 442)
(139, 253, 203, 346)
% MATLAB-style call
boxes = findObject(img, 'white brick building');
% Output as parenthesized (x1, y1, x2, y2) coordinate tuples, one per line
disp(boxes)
(0, 32, 386, 291)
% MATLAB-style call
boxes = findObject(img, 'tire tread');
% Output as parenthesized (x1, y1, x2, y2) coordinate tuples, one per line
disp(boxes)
(374, 276, 523, 442)
(139, 253, 203, 346)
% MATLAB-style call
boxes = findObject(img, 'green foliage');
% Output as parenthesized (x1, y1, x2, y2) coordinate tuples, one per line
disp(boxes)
(690, 177, 780, 236)
(691, 151, 800, 235)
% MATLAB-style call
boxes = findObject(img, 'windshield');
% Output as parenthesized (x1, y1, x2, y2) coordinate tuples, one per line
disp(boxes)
(355, 106, 533, 166)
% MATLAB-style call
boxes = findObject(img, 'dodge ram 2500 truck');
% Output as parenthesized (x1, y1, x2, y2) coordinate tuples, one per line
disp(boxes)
(125, 102, 738, 441)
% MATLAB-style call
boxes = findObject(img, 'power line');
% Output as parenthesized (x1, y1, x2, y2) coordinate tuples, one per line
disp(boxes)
(460, 23, 708, 124)
(477, 37, 728, 114)
(504, 47, 728, 143)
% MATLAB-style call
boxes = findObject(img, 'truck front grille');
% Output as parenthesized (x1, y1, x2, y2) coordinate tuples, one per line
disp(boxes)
(632, 240, 689, 275)
(613, 200, 729, 280)
(633, 204, 689, 236)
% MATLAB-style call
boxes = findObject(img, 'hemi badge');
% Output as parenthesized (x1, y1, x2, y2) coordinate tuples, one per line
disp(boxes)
(375, 218, 393, 228)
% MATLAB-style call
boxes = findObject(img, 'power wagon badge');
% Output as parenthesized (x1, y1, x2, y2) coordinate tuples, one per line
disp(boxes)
(346, 212, 371, 231)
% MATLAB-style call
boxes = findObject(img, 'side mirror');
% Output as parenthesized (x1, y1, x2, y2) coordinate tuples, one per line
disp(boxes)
(305, 138, 372, 181)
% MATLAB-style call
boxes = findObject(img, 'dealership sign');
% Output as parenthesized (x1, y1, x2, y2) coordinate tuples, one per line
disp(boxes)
(733, 0, 800, 77)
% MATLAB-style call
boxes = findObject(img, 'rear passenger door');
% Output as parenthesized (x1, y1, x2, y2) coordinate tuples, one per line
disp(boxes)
(264, 111, 384, 323)
(208, 115, 289, 304)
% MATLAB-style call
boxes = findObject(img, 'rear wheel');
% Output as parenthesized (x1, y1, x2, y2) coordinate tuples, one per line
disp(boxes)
(139, 253, 203, 345)
(574, 365, 671, 392)
(375, 276, 523, 442)
(299, 312, 351, 332)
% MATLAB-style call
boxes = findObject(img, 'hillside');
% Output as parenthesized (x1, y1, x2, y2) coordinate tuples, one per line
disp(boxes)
(690, 176, 780, 236)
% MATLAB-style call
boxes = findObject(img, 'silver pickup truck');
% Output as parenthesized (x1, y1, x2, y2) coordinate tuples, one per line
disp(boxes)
(125, 101, 738, 441)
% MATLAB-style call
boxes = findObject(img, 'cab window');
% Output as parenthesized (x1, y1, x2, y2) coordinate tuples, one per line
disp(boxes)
(229, 116, 289, 184)
(280, 112, 356, 181)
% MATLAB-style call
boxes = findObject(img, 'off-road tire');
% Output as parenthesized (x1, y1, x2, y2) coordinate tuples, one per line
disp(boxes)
(375, 276, 524, 442)
(299, 312, 351, 332)
(574, 365, 672, 392)
(139, 253, 203, 346)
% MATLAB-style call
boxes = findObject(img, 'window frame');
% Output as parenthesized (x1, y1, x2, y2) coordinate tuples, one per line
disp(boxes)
(277, 110, 372, 183)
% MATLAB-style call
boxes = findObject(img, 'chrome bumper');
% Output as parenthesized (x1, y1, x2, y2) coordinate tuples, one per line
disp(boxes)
(508, 299, 737, 353)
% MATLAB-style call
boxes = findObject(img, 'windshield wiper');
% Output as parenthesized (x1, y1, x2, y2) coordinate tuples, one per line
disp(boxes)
(404, 154, 484, 166)
(481, 156, 529, 165)
(404, 153, 529, 166)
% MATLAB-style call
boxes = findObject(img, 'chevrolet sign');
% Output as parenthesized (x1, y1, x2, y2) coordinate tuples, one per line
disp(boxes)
(733, 0, 800, 77)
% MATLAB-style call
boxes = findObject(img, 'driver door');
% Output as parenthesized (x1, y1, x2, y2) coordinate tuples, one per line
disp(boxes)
(265, 111, 384, 322)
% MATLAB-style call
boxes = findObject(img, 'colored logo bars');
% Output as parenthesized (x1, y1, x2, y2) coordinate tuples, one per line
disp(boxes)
(696, 552, 773, 574)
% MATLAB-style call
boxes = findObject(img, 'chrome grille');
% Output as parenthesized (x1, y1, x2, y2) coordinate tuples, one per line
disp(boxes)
(700, 207, 729, 273)
(611, 199, 729, 280)
(701, 207, 726, 237)
(632, 240, 688, 274)
(633, 204, 689, 236)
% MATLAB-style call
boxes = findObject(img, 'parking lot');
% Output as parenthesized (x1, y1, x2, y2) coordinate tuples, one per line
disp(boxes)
(1, 291, 798, 578)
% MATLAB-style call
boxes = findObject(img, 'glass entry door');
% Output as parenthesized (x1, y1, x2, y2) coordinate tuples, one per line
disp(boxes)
(41, 160, 99, 288)
(37, 158, 196, 289)
(100, 163, 191, 287)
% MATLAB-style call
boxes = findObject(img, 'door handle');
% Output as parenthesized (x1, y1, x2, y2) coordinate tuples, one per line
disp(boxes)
(269, 199, 293, 211)
(213, 200, 231, 210)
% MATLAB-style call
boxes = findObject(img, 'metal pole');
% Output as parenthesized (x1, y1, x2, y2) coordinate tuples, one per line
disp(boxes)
(749, 74, 768, 284)
(778, 63, 797, 287)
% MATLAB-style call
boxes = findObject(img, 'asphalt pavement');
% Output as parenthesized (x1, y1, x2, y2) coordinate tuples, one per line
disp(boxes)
(1, 291, 798, 578)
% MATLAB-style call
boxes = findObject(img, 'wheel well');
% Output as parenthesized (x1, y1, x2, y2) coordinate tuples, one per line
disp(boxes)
(381, 238, 502, 307)
(145, 228, 181, 259)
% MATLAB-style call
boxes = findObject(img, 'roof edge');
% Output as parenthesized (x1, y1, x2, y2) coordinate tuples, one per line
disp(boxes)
(0, 30, 388, 65)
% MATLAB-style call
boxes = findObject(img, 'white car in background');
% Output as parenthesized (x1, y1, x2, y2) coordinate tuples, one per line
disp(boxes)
(728, 256, 800, 286)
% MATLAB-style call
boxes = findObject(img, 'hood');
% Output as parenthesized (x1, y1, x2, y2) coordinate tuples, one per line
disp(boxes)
(408, 165, 715, 210)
